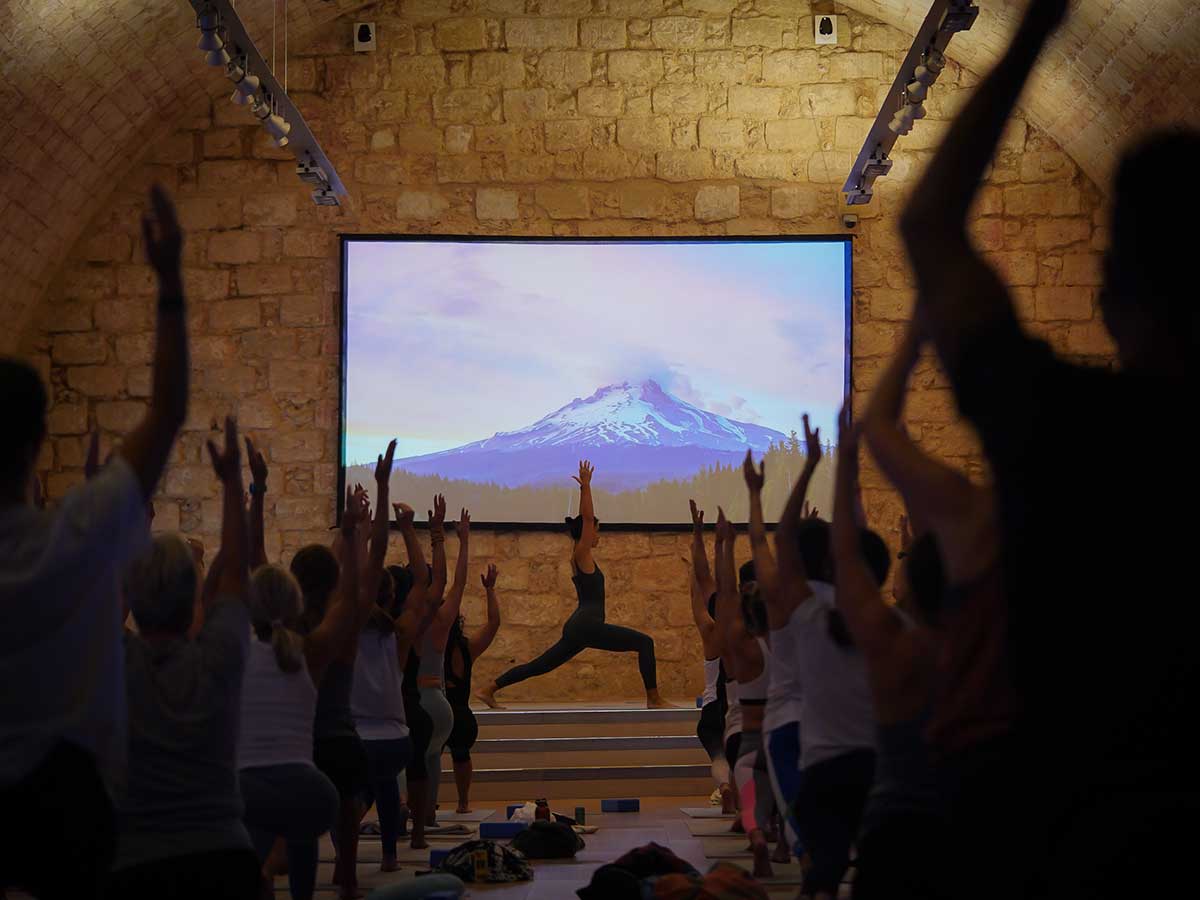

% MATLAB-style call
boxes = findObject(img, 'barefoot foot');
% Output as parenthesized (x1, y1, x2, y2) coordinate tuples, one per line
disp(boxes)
(645, 690, 677, 709)
(750, 835, 774, 879)
(719, 784, 737, 815)
(456, 806, 473, 814)
(380, 856, 400, 873)
(478, 683, 505, 709)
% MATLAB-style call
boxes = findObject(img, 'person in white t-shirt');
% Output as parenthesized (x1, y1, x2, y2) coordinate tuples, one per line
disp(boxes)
(0, 185, 189, 900)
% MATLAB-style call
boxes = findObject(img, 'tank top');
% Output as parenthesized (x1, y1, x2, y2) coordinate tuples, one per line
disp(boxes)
(352, 629, 409, 742)
(764, 604, 805, 732)
(724, 679, 743, 739)
(417, 630, 445, 684)
(572, 563, 605, 618)
(737, 638, 770, 707)
(313, 658, 357, 741)
(702, 657, 722, 707)
(238, 637, 317, 769)
(445, 628, 473, 708)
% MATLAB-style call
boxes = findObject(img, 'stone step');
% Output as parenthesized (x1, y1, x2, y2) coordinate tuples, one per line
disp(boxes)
(443, 763, 715, 801)
(475, 705, 701, 740)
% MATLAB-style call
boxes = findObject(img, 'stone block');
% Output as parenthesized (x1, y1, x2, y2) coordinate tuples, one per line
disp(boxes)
(1003, 184, 1081, 217)
(698, 118, 745, 150)
(47, 403, 88, 436)
(476, 187, 521, 220)
(209, 298, 262, 331)
(797, 83, 859, 117)
(435, 18, 488, 51)
(764, 118, 817, 151)
(771, 185, 827, 219)
(1034, 218, 1091, 250)
(66, 365, 123, 397)
(695, 185, 739, 222)
(581, 18, 627, 50)
(762, 49, 820, 84)
(652, 83, 708, 115)
(545, 119, 593, 152)
(503, 88, 550, 121)
(535, 184, 591, 219)
(537, 51, 593, 88)
(506, 18, 578, 49)
(471, 52, 526, 88)
(731, 16, 787, 48)
(577, 86, 624, 117)
(608, 50, 664, 83)
(828, 52, 883, 81)
(96, 401, 144, 433)
(656, 150, 713, 182)
(651, 16, 704, 49)
(433, 88, 501, 124)
(1059, 253, 1103, 286)
(1035, 286, 1093, 321)
(728, 86, 784, 118)
(736, 153, 802, 180)
(617, 116, 671, 150)
(243, 193, 298, 227)
(390, 56, 447, 88)
(235, 265, 293, 296)
(208, 231, 261, 265)
(397, 190, 450, 219)
(52, 333, 106, 365)
(694, 50, 759, 83)
(619, 181, 671, 219)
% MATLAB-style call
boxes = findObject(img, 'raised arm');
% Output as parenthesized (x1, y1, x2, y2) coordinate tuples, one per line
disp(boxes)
(358, 441, 397, 630)
(861, 326, 977, 522)
(688, 499, 716, 600)
(304, 486, 363, 678)
(469, 564, 502, 659)
(742, 451, 780, 625)
(205, 417, 248, 600)
(245, 437, 269, 569)
(900, 0, 1068, 373)
(118, 186, 189, 501)
(428, 494, 448, 603)
(714, 508, 746, 651)
(773, 414, 821, 609)
(431, 509, 471, 644)
(831, 405, 902, 661)
(573, 460, 597, 573)
(394, 502, 429, 591)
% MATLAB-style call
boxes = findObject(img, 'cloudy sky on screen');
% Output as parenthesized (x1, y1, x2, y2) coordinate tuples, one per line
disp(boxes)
(344, 239, 848, 465)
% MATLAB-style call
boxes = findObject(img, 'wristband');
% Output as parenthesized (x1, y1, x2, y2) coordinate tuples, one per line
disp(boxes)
(249, 482, 267, 496)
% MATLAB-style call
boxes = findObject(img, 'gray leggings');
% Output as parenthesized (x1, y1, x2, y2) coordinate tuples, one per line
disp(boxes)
(734, 730, 776, 834)
(418, 686, 453, 822)
(239, 763, 338, 900)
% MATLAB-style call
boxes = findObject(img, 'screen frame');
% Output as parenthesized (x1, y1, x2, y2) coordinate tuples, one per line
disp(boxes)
(337, 233, 853, 532)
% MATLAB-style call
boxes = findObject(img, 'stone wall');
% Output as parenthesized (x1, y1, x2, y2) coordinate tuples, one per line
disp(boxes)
(20, 0, 1113, 702)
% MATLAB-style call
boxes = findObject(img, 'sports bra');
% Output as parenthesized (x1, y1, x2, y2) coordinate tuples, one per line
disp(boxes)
(702, 657, 722, 707)
(737, 638, 770, 706)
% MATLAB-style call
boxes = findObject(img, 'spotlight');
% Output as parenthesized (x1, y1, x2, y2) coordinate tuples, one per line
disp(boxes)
(250, 97, 272, 121)
(197, 13, 223, 51)
(228, 65, 261, 106)
(905, 79, 929, 103)
(924, 48, 946, 74)
(265, 114, 291, 147)
(913, 65, 938, 87)
(312, 187, 339, 206)
(205, 47, 231, 67)
(297, 160, 329, 186)
(862, 153, 893, 179)
(911, 103, 927, 121)
(888, 106, 916, 136)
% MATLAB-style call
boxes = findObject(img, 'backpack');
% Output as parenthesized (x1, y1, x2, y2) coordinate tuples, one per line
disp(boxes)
(510, 819, 585, 859)
(436, 839, 533, 883)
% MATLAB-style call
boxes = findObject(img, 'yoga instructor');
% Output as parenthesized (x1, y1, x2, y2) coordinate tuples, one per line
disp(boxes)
(480, 461, 670, 709)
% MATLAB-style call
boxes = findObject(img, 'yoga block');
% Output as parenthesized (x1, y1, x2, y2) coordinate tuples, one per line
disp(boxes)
(601, 798, 640, 813)
(429, 848, 451, 868)
(506, 804, 522, 819)
(480, 821, 527, 839)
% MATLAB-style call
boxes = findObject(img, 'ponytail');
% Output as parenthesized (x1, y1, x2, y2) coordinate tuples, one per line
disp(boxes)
(250, 564, 306, 673)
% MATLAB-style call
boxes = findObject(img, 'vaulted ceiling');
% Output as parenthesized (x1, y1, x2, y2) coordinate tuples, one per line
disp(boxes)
(1, 0, 1197, 351)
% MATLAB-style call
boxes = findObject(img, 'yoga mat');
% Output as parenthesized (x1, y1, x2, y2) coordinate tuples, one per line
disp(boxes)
(686, 818, 743, 836)
(436, 808, 496, 822)
(680, 806, 735, 818)
(425, 823, 472, 835)
(700, 837, 753, 859)
(318, 844, 431, 864)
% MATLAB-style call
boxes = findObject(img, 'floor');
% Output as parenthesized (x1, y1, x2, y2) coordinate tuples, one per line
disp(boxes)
(314, 795, 825, 899)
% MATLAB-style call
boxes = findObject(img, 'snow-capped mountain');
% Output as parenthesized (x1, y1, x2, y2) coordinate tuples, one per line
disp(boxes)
(390, 380, 788, 489)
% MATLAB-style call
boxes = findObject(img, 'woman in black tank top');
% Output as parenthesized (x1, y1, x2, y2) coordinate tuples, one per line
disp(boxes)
(443, 564, 502, 812)
(480, 462, 669, 709)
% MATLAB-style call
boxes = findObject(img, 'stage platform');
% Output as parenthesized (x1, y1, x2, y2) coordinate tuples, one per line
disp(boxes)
(455, 702, 711, 801)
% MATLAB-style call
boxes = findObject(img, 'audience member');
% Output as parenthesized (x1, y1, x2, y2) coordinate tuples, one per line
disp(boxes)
(444, 563, 503, 814)
(0, 185, 188, 900)
(108, 416, 256, 899)
(686, 500, 734, 814)
(900, 0, 1199, 894)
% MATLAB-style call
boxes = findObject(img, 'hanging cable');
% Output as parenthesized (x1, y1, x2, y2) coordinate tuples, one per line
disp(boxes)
(284, 0, 288, 91)
(271, 0, 276, 75)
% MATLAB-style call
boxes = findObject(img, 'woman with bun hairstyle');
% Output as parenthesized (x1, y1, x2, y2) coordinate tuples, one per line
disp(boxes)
(480, 461, 669, 709)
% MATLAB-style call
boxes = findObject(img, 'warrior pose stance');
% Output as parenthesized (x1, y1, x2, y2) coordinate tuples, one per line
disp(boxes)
(480, 461, 670, 709)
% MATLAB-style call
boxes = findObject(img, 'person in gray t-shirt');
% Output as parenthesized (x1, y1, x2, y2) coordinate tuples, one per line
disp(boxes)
(109, 417, 258, 900)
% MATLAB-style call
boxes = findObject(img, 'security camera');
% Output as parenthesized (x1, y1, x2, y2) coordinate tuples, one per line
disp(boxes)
(842, 214, 859, 230)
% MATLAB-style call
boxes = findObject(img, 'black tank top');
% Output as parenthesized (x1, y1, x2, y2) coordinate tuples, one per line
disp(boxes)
(402, 648, 420, 699)
(572, 562, 605, 618)
(444, 629, 473, 708)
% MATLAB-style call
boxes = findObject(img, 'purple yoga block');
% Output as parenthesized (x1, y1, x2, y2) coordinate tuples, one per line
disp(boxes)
(480, 820, 527, 839)
(601, 798, 640, 812)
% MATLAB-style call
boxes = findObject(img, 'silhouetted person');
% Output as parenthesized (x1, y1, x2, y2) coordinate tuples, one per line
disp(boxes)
(899, 1, 1198, 896)
(0, 186, 188, 900)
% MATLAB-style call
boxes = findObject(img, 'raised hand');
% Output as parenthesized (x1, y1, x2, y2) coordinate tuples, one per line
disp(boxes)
(572, 460, 594, 487)
(481, 563, 499, 591)
(344, 486, 369, 532)
(457, 508, 471, 539)
(141, 185, 183, 286)
(375, 438, 396, 486)
(803, 501, 821, 520)
(206, 416, 241, 483)
(393, 501, 415, 527)
(742, 450, 765, 492)
(245, 437, 268, 486)
(429, 493, 446, 527)
(837, 403, 859, 468)
(803, 413, 822, 468)
(715, 506, 734, 542)
(689, 499, 705, 535)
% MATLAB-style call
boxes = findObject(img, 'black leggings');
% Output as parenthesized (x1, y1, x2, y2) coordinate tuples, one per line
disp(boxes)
(495, 611, 657, 690)
(447, 705, 479, 763)
(697, 700, 726, 761)
(403, 691, 433, 780)
(794, 749, 876, 897)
